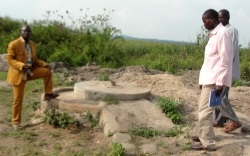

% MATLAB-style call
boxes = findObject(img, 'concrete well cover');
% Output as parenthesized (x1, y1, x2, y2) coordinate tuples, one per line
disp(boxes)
(74, 81, 152, 101)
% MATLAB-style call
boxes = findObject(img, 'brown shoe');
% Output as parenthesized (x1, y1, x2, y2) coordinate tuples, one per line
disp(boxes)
(44, 93, 59, 101)
(223, 122, 242, 133)
(191, 136, 200, 142)
(191, 143, 216, 151)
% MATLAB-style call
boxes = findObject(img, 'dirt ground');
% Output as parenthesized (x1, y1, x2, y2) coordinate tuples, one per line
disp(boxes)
(0, 62, 250, 156)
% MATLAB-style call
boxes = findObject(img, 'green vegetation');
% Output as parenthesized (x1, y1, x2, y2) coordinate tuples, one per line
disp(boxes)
(129, 125, 185, 139)
(157, 96, 185, 124)
(98, 71, 110, 81)
(165, 125, 184, 137)
(102, 97, 119, 105)
(180, 141, 192, 151)
(27, 100, 40, 111)
(1, 11, 249, 80)
(109, 142, 126, 156)
(0, 72, 7, 80)
(86, 110, 99, 128)
(129, 127, 160, 138)
(44, 108, 80, 129)
(0, 130, 38, 141)
(108, 131, 114, 137)
(232, 79, 245, 87)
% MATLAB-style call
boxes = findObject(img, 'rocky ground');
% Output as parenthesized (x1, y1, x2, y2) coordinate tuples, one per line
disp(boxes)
(0, 54, 250, 156)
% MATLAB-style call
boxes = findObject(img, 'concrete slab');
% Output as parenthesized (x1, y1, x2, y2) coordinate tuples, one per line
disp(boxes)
(74, 81, 152, 100)
(40, 84, 173, 139)
(40, 87, 100, 115)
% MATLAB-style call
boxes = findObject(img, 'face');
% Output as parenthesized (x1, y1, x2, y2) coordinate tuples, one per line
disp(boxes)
(219, 12, 229, 26)
(21, 26, 32, 40)
(202, 15, 214, 30)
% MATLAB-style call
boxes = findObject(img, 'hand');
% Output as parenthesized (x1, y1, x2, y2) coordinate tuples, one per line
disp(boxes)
(215, 85, 223, 97)
(44, 65, 52, 70)
(23, 64, 32, 69)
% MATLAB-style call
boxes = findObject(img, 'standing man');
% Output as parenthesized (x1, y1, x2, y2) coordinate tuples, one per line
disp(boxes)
(6, 25, 59, 130)
(213, 9, 242, 132)
(191, 9, 233, 150)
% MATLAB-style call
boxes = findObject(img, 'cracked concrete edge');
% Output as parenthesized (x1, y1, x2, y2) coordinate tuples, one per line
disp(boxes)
(40, 87, 101, 115)
(99, 101, 121, 136)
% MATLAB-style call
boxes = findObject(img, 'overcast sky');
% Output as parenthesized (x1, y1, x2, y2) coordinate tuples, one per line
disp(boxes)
(0, 0, 249, 47)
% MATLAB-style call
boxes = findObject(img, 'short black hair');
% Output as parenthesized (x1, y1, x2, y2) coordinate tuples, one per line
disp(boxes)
(219, 9, 230, 18)
(203, 9, 219, 19)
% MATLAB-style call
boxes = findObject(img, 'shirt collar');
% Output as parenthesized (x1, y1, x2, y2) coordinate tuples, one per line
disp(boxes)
(210, 23, 223, 37)
(225, 23, 231, 28)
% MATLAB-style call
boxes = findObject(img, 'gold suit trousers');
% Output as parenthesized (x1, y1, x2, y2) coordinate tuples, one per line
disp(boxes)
(12, 67, 53, 125)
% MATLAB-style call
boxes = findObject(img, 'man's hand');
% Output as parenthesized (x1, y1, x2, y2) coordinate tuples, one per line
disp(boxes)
(23, 64, 32, 69)
(215, 85, 223, 97)
(44, 65, 52, 70)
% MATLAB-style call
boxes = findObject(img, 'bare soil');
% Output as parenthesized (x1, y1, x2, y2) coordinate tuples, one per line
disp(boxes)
(0, 63, 250, 156)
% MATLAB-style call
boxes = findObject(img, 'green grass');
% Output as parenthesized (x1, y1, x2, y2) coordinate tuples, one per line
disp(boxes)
(0, 72, 7, 80)
(165, 125, 184, 137)
(129, 127, 160, 138)
(0, 130, 38, 140)
(232, 79, 245, 87)
(180, 141, 192, 151)
(129, 125, 185, 139)
(102, 97, 119, 105)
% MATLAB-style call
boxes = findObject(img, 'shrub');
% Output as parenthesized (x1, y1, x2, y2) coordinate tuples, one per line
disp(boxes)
(44, 108, 80, 129)
(109, 142, 126, 156)
(156, 96, 185, 124)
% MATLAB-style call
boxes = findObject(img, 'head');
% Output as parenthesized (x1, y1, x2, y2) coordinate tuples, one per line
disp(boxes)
(21, 25, 32, 42)
(202, 9, 220, 30)
(219, 9, 230, 26)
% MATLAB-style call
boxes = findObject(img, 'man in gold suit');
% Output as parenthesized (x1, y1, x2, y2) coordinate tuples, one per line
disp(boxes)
(6, 25, 59, 130)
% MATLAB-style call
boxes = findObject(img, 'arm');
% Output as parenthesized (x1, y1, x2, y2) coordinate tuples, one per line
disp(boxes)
(216, 29, 233, 86)
(6, 41, 25, 71)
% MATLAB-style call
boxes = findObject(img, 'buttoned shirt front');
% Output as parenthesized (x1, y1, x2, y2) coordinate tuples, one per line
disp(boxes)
(199, 23, 233, 87)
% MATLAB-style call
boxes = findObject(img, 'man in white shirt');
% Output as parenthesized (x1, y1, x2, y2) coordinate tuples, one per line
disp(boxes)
(213, 9, 242, 133)
(191, 9, 233, 151)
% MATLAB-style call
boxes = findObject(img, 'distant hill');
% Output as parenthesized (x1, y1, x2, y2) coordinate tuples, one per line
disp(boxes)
(122, 35, 195, 45)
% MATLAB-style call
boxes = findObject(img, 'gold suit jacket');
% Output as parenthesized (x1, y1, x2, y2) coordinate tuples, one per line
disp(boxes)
(6, 37, 47, 85)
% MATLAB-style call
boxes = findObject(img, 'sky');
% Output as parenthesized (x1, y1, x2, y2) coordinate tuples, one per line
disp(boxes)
(0, 0, 250, 47)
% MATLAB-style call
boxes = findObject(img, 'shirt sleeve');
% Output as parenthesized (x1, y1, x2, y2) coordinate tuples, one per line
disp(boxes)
(216, 29, 233, 86)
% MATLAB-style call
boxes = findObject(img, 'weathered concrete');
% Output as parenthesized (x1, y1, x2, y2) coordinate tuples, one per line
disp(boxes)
(99, 106, 121, 136)
(140, 143, 158, 155)
(40, 87, 100, 115)
(112, 133, 132, 143)
(74, 81, 152, 100)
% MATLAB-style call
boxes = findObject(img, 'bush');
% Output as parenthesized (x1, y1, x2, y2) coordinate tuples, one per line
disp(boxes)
(156, 96, 185, 124)
(44, 108, 80, 129)
(109, 142, 126, 156)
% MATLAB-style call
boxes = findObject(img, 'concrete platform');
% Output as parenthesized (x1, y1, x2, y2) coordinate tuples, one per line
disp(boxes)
(39, 81, 173, 138)
(40, 87, 101, 115)
(74, 81, 152, 100)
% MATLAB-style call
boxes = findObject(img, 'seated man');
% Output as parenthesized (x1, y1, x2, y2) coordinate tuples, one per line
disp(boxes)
(6, 25, 59, 130)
